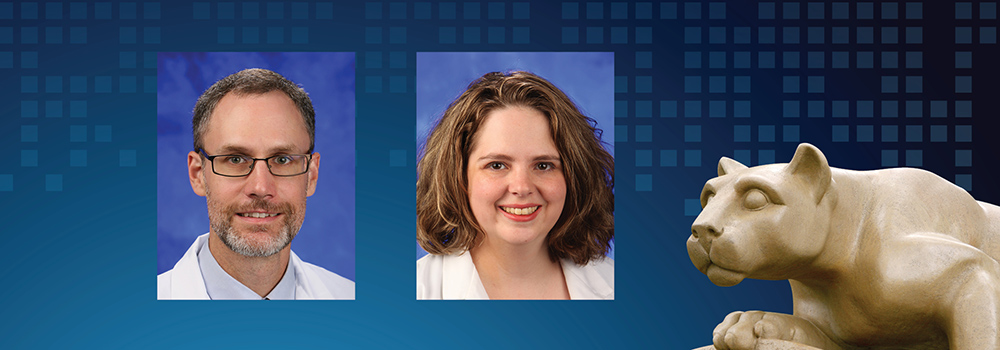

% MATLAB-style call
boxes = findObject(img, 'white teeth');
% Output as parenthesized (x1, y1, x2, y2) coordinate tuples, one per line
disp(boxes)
(239, 212, 278, 218)
(501, 206, 539, 215)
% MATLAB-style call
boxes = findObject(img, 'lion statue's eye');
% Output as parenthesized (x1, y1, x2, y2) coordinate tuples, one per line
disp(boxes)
(743, 189, 769, 210)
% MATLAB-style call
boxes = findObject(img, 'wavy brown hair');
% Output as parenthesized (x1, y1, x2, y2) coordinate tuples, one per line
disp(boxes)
(417, 71, 614, 265)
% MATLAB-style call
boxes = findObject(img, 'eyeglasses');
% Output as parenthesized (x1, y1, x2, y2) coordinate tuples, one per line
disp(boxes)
(198, 149, 312, 177)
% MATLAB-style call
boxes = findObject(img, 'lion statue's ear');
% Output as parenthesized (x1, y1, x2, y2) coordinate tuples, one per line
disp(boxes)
(718, 157, 748, 176)
(786, 143, 832, 203)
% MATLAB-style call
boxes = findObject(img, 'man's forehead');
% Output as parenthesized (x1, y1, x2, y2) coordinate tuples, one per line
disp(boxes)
(201, 91, 310, 153)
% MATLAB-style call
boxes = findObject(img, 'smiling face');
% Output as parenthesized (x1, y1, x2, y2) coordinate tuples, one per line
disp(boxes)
(188, 90, 320, 257)
(466, 106, 567, 250)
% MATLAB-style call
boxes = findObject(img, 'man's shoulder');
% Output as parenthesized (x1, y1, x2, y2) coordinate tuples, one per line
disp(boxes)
(291, 254, 355, 299)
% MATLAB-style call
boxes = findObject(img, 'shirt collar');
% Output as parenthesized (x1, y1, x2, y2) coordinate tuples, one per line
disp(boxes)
(197, 237, 297, 300)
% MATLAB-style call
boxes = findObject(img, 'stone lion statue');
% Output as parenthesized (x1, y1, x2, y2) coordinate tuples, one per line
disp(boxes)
(688, 143, 1000, 350)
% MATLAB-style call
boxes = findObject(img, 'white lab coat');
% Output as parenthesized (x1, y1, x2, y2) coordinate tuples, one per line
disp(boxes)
(157, 233, 355, 300)
(416, 252, 614, 300)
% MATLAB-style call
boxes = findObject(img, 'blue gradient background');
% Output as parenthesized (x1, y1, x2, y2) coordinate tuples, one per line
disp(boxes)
(156, 52, 356, 280)
(414, 51, 616, 260)
(2, 1, 998, 348)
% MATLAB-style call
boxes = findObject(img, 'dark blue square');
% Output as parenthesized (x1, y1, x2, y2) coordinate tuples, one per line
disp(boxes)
(562, 2, 578, 19)
(291, 2, 308, 19)
(956, 27, 972, 44)
(635, 27, 651, 44)
(636, 51, 652, 69)
(636, 174, 652, 192)
(709, 27, 725, 44)
(708, 76, 725, 93)
(881, 51, 898, 68)
(783, 2, 799, 19)
(95, 2, 111, 19)
(615, 76, 627, 93)
(906, 150, 922, 167)
(734, 52, 750, 68)
(513, 27, 529, 44)
(981, 27, 996, 44)
(614, 100, 627, 118)
(881, 76, 898, 93)
(684, 51, 701, 68)
(365, 76, 382, 93)
(439, 2, 456, 19)
(832, 101, 848, 118)
(758, 125, 775, 142)
(488, 2, 504, 19)
(858, 2, 873, 19)
(956, 125, 972, 142)
(758, 52, 775, 68)
(733, 76, 750, 93)
(881, 101, 898, 118)
(882, 125, 898, 142)
(366, 2, 382, 19)
(661, 101, 677, 118)
(685, 125, 701, 142)
(906, 2, 922, 19)
(956, 2, 972, 19)
(684, 150, 701, 167)
(365, 27, 382, 44)
(857, 27, 873, 44)
(783, 125, 800, 142)
(636, 150, 652, 167)
(758, 27, 774, 44)
(390, 2, 407, 20)
(46, 2, 62, 19)
(955, 52, 972, 68)
(242, 27, 259, 44)
(390, 27, 406, 44)
(562, 27, 578, 44)
(857, 125, 874, 142)
(758, 150, 775, 164)
(635, 100, 652, 118)
(832, 27, 848, 44)
(906, 76, 922, 93)
(587, 26, 603, 44)
(463, 26, 480, 44)
(661, 150, 677, 167)
(464, 2, 480, 19)
(390, 76, 406, 93)
(21, 26, 37, 43)
(635, 125, 652, 142)
(956, 101, 972, 118)
(684, 76, 701, 93)
(983, 2, 997, 19)
(685, 2, 701, 19)
(70, 76, 87, 93)
(906, 27, 922, 44)
(881, 150, 896, 167)
(905, 100, 922, 118)
(291, 27, 308, 44)
(709, 2, 725, 19)
(587, 2, 603, 19)
(930, 125, 947, 142)
(734, 27, 750, 43)
(439, 27, 456, 44)
(267, 27, 283, 44)
(857, 51, 873, 68)
(635, 76, 652, 93)
(708, 51, 725, 68)
(881, 27, 898, 44)
(611, 2, 627, 19)
(414, 2, 431, 19)
(808, 101, 824, 118)
(193, 2, 210, 20)
(955, 76, 972, 93)
(759, 2, 774, 19)
(513, 2, 529, 19)
(882, 2, 898, 19)
(243, 2, 259, 19)
(685, 27, 701, 44)
(21, 2, 37, 19)
(808, 2, 824, 19)
(783, 27, 799, 44)
(906, 125, 923, 142)
(488, 27, 504, 44)
(783, 76, 799, 93)
(783, 51, 799, 69)
(807, 27, 823, 44)
(734, 125, 750, 142)
(709, 101, 726, 118)
(684, 101, 701, 118)
(807, 51, 824, 68)
(955, 174, 972, 191)
(783, 101, 800, 118)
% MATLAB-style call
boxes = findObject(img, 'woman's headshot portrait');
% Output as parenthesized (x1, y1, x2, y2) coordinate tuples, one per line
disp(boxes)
(415, 53, 614, 300)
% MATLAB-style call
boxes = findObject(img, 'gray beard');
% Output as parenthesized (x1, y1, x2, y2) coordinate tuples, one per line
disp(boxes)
(207, 196, 302, 257)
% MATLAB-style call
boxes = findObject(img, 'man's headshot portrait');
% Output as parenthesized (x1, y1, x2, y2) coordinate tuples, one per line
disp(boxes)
(156, 52, 355, 300)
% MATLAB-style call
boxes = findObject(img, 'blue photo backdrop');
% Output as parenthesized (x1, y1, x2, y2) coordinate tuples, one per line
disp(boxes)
(1, 1, 998, 348)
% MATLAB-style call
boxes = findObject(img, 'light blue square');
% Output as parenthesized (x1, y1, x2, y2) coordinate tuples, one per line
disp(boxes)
(21, 26, 37, 44)
(881, 76, 898, 93)
(390, 27, 406, 44)
(685, 27, 701, 44)
(759, 27, 774, 44)
(661, 101, 677, 118)
(857, 52, 873, 68)
(685, 2, 701, 19)
(857, 125, 874, 142)
(464, 2, 481, 19)
(684, 101, 701, 118)
(709, 51, 725, 68)
(881, 2, 898, 19)
(512, 27, 529, 44)
(733, 150, 751, 165)
(906, 51, 922, 68)
(783, 2, 799, 19)
(955, 76, 972, 93)
(956, 174, 972, 191)
(389, 149, 407, 167)
(881, 101, 898, 118)
(829, 101, 847, 118)
(70, 150, 87, 167)
(708, 76, 725, 93)
(439, 2, 456, 19)
(684, 51, 701, 68)
(930, 125, 947, 142)
(413, 2, 430, 19)
(758, 149, 775, 164)
(636, 51, 652, 69)
(193, 2, 210, 19)
(562, 2, 578, 19)
(365, 76, 382, 93)
(905, 100, 922, 118)
(955, 150, 973, 167)
(906, 27, 922, 44)
(956, 125, 972, 142)
(956, 27, 972, 44)
(635, 27, 651, 43)
(956, 52, 972, 68)
(906, 125, 923, 142)
(614, 100, 627, 118)
(120, 150, 136, 167)
(734, 101, 750, 118)
(930, 101, 947, 118)
(70, 27, 86, 44)
(984, 2, 998, 19)
(783, 27, 799, 44)
(956, 101, 972, 118)
(729, 76, 750, 94)
(758, 125, 775, 142)
(906, 2, 922, 19)
(831, 51, 848, 68)
(487, 27, 504, 44)
(291, 27, 307, 44)
(783, 51, 800, 68)
(365, 2, 381, 19)
(71, 125, 87, 142)
(365, 27, 382, 44)
(734, 125, 750, 142)
(906, 150, 922, 167)
(858, 2, 874, 19)
(906, 76, 922, 93)
(759, 51, 775, 68)
(857, 100, 873, 118)
(734, 27, 750, 43)
(684, 150, 701, 167)
(807, 2, 824, 18)
(806, 76, 824, 93)
(956, 2, 972, 19)
(587, 2, 603, 19)
(881, 27, 898, 44)
(22, 125, 38, 142)
(709, 2, 725, 19)
(22, 76, 38, 93)
(119, 26, 136, 44)
(562, 27, 578, 44)
(636, 100, 652, 118)
(759, 2, 775, 19)
(22, 101, 38, 118)
(881, 150, 898, 167)
(881, 51, 898, 68)
(267, 27, 283, 44)
(243, 2, 259, 19)
(882, 125, 898, 142)
(635, 150, 652, 167)
(807, 27, 823, 44)
(439, 27, 456, 44)
(291, 2, 308, 19)
(218, 27, 235, 44)
(709, 27, 726, 44)
(0, 175, 10, 191)
(145, 2, 161, 19)
(615, 125, 627, 142)
(734, 51, 750, 68)
(639, 2, 656, 19)
(808, 101, 824, 118)
(46, 174, 62, 191)
(45, 100, 62, 118)
(389, 76, 406, 93)
(660, 150, 677, 167)
(981, 27, 996, 44)
(636, 174, 652, 192)
(783, 76, 799, 93)
(615, 76, 628, 93)
(635, 125, 652, 142)
(586, 26, 603, 44)
(120, 76, 136, 93)
(783, 101, 800, 118)
(512, 2, 529, 19)
(685, 125, 701, 142)
(829, 2, 848, 19)
(857, 27, 873, 44)
(708, 100, 726, 118)
(611, 27, 627, 44)
(22, 150, 38, 167)
(684, 76, 701, 93)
